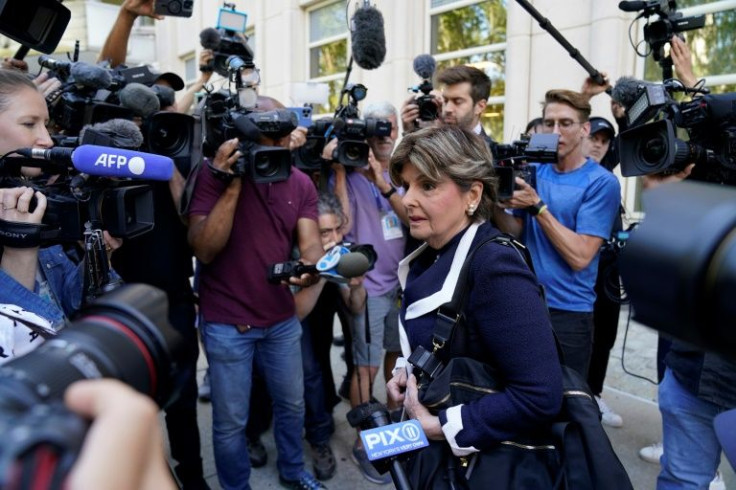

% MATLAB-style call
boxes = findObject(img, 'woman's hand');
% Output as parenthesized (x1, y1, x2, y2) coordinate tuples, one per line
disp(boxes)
(404, 374, 444, 440)
(386, 367, 408, 406)
(65, 379, 176, 490)
(0, 187, 46, 224)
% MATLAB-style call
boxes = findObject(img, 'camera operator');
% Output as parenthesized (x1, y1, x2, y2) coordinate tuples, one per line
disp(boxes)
(401, 65, 497, 147)
(0, 69, 85, 361)
(187, 93, 326, 489)
(324, 100, 405, 485)
(493, 89, 621, 379)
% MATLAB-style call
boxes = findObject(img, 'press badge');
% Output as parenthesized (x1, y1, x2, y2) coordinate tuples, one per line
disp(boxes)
(381, 211, 404, 241)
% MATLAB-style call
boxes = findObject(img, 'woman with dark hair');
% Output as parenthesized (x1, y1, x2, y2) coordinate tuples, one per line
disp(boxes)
(386, 126, 562, 485)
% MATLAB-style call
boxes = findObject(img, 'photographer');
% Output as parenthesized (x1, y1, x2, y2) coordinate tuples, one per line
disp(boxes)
(187, 94, 325, 489)
(401, 65, 497, 146)
(0, 69, 83, 359)
(493, 89, 621, 379)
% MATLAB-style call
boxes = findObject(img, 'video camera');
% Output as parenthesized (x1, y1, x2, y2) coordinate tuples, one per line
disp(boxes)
(294, 84, 391, 171)
(200, 88, 296, 183)
(409, 54, 439, 122)
(617, 82, 736, 185)
(199, 4, 254, 78)
(0, 284, 187, 488)
(492, 133, 559, 199)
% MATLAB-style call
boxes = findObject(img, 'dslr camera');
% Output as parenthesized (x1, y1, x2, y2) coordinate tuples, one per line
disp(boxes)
(294, 84, 391, 171)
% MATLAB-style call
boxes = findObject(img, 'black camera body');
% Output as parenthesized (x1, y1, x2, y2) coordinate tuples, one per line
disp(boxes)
(619, 87, 736, 185)
(154, 0, 194, 18)
(0, 285, 186, 487)
(201, 90, 296, 184)
(411, 80, 438, 122)
(493, 133, 558, 199)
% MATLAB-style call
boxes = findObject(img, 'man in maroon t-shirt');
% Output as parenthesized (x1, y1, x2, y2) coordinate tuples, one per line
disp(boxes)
(188, 97, 324, 490)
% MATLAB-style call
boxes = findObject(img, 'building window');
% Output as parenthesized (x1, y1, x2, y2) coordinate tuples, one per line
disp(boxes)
(308, 0, 348, 114)
(430, 0, 507, 139)
(183, 54, 197, 84)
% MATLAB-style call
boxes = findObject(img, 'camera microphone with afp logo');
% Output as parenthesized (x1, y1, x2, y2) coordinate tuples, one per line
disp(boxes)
(15, 145, 175, 181)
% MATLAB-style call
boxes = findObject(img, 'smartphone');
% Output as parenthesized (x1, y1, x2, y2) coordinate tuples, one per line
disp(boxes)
(154, 0, 194, 18)
(287, 106, 314, 128)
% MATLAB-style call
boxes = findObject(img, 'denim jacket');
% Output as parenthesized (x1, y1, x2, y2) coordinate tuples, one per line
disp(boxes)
(0, 245, 83, 332)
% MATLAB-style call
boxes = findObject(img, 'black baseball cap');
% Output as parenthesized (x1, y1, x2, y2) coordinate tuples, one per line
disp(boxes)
(153, 71, 185, 92)
(589, 117, 615, 138)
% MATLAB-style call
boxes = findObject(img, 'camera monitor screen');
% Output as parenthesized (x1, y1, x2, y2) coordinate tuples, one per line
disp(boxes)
(0, 0, 70, 53)
(217, 8, 248, 33)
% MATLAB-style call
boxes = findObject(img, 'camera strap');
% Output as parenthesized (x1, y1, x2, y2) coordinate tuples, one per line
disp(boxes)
(0, 218, 43, 248)
(207, 159, 236, 184)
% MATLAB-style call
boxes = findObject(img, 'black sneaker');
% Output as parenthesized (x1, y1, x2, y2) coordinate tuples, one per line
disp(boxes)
(279, 471, 326, 489)
(310, 443, 337, 481)
(247, 438, 268, 468)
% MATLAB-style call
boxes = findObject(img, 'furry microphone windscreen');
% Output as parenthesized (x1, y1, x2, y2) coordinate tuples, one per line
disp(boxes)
(351, 5, 386, 70)
(119, 83, 161, 118)
(79, 119, 144, 149)
(199, 27, 221, 50)
(70, 62, 113, 90)
(413, 54, 436, 80)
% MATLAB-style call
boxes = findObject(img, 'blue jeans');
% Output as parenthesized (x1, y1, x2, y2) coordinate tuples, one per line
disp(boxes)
(201, 317, 305, 490)
(658, 368, 725, 490)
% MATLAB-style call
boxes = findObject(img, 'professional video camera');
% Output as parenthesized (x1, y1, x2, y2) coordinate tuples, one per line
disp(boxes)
(0, 123, 173, 243)
(492, 133, 559, 199)
(618, 88, 736, 184)
(408, 54, 439, 122)
(294, 84, 391, 170)
(619, 0, 705, 80)
(0, 284, 187, 488)
(200, 71, 296, 184)
(199, 4, 254, 78)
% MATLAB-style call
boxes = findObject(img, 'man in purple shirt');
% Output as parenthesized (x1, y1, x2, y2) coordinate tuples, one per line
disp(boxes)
(188, 97, 325, 490)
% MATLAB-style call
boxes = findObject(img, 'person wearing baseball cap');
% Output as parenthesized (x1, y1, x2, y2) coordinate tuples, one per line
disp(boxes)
(152, 70, 185, 92)
(585, 116, 616, 165)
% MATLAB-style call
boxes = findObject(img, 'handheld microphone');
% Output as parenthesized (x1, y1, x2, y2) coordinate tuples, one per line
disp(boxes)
(267, 245, 374, 284)
(118, 83, 161, 118)
(16, 145, 174, 181)
(412, 54, 436, 80)
(69, 62, 112, 90)
(350, 3, 386, 70)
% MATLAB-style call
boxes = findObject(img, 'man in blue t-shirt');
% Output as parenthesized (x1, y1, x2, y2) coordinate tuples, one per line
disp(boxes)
(494, 89, 621, 378)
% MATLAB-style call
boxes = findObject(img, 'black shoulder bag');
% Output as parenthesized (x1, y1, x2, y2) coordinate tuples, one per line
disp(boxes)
(404, 234, 634, 490)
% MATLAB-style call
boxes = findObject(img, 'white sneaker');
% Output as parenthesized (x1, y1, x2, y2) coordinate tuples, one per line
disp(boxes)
(639, 442, 663, 464)
(710, 471, 727, 490)
(596, 396, 623, 428)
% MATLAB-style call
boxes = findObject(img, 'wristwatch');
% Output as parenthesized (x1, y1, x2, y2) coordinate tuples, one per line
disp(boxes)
(527, 200, 547, 217)
(381, 187, 397, 199)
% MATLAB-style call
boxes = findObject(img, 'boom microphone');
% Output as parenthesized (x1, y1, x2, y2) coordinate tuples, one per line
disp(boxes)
(16, 145, 174, 181)
(611, 76, 654, 109)
(69, 62, 112, 90)
(119, 83, 161, 118)
(412, 54, 436, 80)
(350, 3, 386, 70)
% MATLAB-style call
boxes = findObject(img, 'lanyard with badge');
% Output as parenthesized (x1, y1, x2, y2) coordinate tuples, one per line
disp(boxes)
(370, 182, 403, 241)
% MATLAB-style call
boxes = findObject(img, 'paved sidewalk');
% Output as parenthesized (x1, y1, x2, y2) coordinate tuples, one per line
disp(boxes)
(183, 304, 735, 489)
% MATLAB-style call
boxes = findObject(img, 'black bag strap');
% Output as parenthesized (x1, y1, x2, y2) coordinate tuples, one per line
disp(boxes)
(431, 232, 538, 353)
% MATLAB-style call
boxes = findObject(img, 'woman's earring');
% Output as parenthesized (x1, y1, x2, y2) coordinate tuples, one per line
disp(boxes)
(467, 205, 476, 216)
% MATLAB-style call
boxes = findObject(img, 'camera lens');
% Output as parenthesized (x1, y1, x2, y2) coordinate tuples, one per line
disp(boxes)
(254, 152, 280, 178)
(642, 135, 667, 165)
(0, 285, 184, 413)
